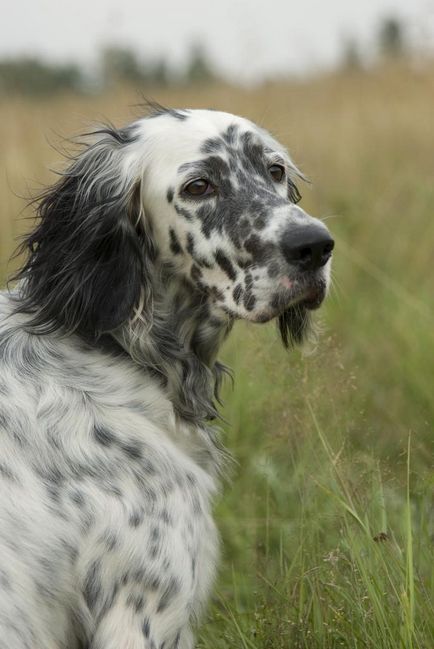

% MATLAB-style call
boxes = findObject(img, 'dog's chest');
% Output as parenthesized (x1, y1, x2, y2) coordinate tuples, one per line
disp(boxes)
(0, 308, 220, 631)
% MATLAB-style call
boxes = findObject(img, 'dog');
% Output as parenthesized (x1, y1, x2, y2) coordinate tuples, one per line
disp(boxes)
(0, 104, 334, 649)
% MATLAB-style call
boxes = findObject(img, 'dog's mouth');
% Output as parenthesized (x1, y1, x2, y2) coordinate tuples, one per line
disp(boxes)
(298, 284, 327, 310)
(276, 275, 327, 346)
(277, 274, 327, 312)
(250, 274, 327, 345)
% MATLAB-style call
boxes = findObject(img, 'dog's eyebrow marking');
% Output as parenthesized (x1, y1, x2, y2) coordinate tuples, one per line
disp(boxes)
(222, 123, 238, 144)
(200, 138, 224, 154)
(177, 157, 231, 185)
(177, 160, 210, 176)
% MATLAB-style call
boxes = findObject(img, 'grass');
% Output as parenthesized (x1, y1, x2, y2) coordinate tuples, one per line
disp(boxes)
(1, 60, 433, 647)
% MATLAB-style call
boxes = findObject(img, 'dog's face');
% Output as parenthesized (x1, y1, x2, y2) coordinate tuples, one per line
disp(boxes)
(17, 106, 333, 349)
(139, 109, 334, 328)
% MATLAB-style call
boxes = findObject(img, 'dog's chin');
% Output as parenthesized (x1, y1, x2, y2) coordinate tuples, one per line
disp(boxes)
(220, 276, 327, 345)
(277, 279, 328, 346)
(250, 277, 327, 346)
(243, 297, 312, 347)
(277, 304, 311, 348)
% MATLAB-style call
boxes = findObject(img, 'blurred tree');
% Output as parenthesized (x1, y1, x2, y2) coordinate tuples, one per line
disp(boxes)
(0, 58, 83, 96)
(342, 37, 363, 70)
(100, 46, 145, 85)
(148, 59, 171, 87)
(378, 17, 406, 58)
(185, 44, 216, 83)
(99, 47, 178, 88)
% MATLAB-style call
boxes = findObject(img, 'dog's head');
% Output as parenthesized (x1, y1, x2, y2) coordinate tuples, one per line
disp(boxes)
(16, 106, 333, 348)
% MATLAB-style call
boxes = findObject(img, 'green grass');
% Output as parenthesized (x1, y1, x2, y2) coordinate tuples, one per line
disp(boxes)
(195, 323, 433, 648)
(1, 61, 433, 647)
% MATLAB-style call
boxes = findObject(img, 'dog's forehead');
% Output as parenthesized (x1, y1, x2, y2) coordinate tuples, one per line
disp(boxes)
(144, 109, 255, 140)
(136, 109, 284, 172)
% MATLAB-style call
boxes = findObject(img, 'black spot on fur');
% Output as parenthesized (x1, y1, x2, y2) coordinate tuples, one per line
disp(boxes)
(239, 218, 251, 238)
(141, 459, 157, 476)
(69, 489, 85, 507)
(244, 234, 274, 265)
(93, 426, 116, 447)
(237, 257, 252, 270)
(186, 233, 195, 255)
(243, 291, 256, 312)
(0, 570, 11, 591)
(83, 560, 101, 610)
(102, 530, 118, 551)
(232, 284, 243, 305)
(167, 187, 174, 203)
(129, 509, 145, 528)
(190, 265, 202, 282)
(215, 250, 237, 281)
(174, 204, 194, 221)
(160, 509, 173, 525)
(254, 216, 266, 229)
(143, 617, 151, 638)
(169, 228, 182, 255)
(200, 137, 224, 154)
(150, 545, 159, 559)
(209, 286, 225, 301)
(119, 440, 143, 460)
(0, 463, 17, 482)
(127, 593, 146, 612)
(157, 577, 180, 613)
(222, 124, 238, 145)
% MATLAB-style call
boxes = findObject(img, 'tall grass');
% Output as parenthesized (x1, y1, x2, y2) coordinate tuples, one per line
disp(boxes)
(1, 61, 433, 647)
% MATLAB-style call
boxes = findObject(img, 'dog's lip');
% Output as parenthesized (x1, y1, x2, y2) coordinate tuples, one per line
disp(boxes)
(278, 276, 326, 310)
(301, 289, 325, 310)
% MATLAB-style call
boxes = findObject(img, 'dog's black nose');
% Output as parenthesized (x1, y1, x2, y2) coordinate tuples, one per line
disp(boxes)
(281, 224, 334, 271)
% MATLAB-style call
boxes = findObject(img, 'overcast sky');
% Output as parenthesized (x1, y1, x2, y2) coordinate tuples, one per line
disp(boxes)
(1, 0, 433, 82)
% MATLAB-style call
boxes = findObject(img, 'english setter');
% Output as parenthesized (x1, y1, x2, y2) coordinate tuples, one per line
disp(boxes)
(0, 105, 334, 649)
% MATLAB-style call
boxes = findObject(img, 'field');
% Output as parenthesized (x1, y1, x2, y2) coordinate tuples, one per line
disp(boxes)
(1, 61, 433, 647)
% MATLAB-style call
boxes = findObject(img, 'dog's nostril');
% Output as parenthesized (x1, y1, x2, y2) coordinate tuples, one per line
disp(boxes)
(299, 246, 312, 261)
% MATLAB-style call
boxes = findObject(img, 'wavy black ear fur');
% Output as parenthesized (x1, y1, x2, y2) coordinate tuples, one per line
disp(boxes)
(13, 126, 151, 338)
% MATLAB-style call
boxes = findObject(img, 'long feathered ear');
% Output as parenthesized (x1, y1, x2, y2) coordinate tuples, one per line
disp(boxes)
(13, 125, 153, 337)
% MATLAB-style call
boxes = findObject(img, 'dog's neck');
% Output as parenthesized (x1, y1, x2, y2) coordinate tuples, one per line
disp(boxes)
(114, 266, 233, 424)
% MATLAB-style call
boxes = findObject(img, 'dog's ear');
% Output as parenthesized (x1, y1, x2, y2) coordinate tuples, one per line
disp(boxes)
(14, 126, 153, 337)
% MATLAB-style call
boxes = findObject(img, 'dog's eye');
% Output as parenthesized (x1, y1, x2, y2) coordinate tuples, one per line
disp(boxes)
(269, 164, 285, 183)
(183, 179, 215, 197)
